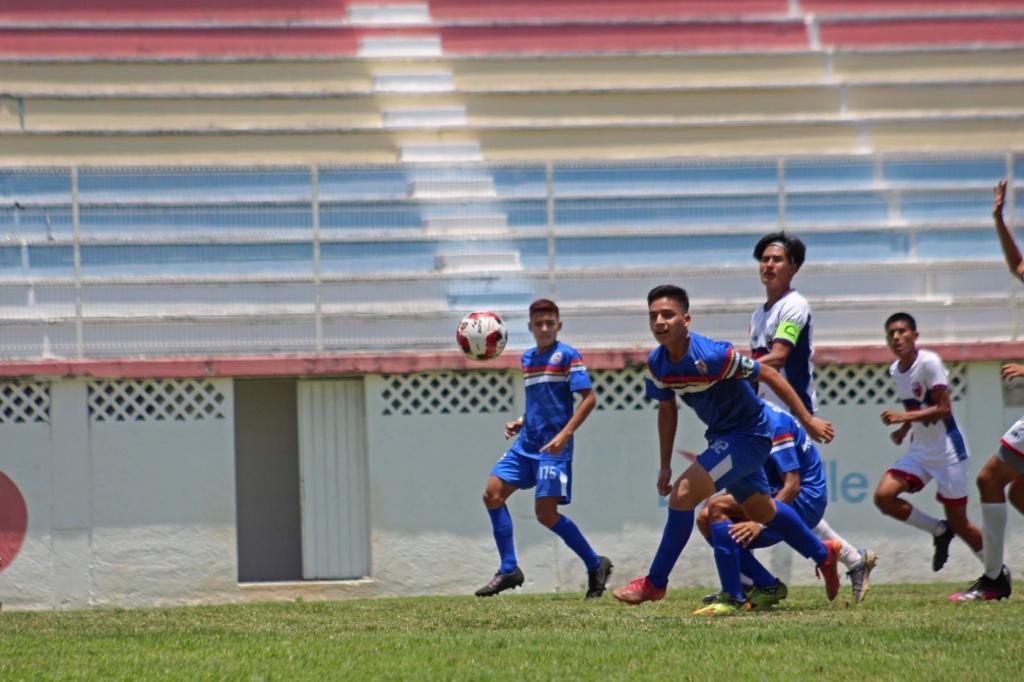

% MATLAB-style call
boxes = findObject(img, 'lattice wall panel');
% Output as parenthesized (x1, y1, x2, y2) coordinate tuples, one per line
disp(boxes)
(817, 362, 966, 407)
(592, 367, 654, 411)
(0, 382, 51, 424)
(381, 372, 514, 415)
(88, 380, 226, 422)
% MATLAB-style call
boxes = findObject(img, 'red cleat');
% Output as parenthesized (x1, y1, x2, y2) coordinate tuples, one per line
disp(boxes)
(815, 539, 842, 601)
(612, 576, 666, 605)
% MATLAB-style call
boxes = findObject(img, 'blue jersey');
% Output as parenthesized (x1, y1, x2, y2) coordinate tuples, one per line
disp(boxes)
(764, 405, 826, 504)
(645, 332, 769, 439)
(516, 341, 592, 459)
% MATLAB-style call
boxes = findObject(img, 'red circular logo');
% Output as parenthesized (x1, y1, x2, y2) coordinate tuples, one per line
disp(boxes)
(0, 471, 28, 574)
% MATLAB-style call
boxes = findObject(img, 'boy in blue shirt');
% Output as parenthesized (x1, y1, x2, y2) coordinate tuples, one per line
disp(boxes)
(613, 285, 840, 611)
(695, 404, 828, 612)
(475, 299, 612, 599)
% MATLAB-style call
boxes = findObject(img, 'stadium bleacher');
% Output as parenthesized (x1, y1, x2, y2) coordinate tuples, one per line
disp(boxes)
(0, 1, 1023, 357)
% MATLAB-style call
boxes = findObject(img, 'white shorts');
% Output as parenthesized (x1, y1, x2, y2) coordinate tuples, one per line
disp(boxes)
(998, 416, 1024, 474)
(887, 453, 971, 505)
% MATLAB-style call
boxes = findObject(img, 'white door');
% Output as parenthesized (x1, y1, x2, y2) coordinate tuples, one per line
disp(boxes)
(297, 380, 370, 579)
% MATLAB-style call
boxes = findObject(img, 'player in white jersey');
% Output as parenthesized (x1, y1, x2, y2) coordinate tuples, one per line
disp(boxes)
(950, 179, 1019, 601)
(875, 312, 984, 575)
(750, 232, 877, 603)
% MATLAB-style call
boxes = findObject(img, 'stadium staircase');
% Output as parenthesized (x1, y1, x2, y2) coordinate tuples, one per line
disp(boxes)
(0, 1, 1023, 358)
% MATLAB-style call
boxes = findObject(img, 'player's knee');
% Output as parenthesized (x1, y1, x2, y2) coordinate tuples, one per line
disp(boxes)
(695, 508, 710, 537)
(873, 490, 895, 515)
(535, 509, 559, 528)
(482, 489, 504, 509)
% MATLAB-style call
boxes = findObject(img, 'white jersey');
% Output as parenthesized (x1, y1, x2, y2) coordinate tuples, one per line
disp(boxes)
(888, 349, 968, 466)
(750, 289, 817, 415)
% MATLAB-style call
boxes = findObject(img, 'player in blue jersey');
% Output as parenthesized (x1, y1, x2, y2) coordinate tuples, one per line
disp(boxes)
(612, 284, 841, 612)
(694, 404, 828, 613)
(475, 298, 612, 599)
(751, 231, 877, 603)
(950, 179, 1019, 601)
(875, 312, 984, 575)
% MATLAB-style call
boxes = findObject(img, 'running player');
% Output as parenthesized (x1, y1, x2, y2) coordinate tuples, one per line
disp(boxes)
(875, 312, 984, 574)
(612, 285, 841, 612)
(950, 179, 1019, 601)
(694, 404, 828, 614)
(475, 298, 612, 599)
(750, 231, 878, 602)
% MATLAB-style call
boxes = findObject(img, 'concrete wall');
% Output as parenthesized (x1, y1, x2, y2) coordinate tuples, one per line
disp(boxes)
(0, 361, 1021, 611)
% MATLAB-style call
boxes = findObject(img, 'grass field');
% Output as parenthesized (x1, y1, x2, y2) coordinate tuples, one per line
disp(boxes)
(1, 583, 1018, 680)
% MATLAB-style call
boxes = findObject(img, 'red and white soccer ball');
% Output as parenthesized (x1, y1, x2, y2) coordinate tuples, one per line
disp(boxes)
(456, 311, 508, 361)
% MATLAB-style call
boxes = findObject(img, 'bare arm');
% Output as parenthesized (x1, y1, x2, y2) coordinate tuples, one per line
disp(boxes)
(540, 388, 596, 454)
(656, 399, 678, 496)
(757, 340, 793, 371)
(756, 364, 834, 444)
(881, 387, 952, 426)
(774, 469, 801, 505)
(993, 180, 1024, 280)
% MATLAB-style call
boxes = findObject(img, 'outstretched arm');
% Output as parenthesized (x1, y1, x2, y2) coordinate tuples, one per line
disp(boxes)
(756, 364, 834, 444)
(993, 179, 1024, 280)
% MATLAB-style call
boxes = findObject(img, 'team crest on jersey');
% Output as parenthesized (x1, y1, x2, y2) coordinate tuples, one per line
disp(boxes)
(550, 351, 563, 364)
(694, 360, 708, 375)
(912, 382, 924, 399)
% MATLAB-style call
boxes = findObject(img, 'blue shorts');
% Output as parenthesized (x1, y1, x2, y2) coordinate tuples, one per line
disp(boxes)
(696, 431, 772, 504)
(490, 446, 573, 505)
(749, 493, 827, 549)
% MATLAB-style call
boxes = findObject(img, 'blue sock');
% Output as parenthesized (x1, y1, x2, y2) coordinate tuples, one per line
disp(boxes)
(551, 515, 601, 572)
(765, 500, 826, 564)
(711, 521, 745, 600)
(648, 508, 694, 588)
(739, 549, 778, 588)
(487, 506, 518, 573)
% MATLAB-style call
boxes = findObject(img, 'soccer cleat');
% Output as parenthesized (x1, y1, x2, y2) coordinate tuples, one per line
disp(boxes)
(474, 567, 525, 597)
(932, 523, 955, 572)
(585, 556, 614, 599)
(815, 538, 842, 601)
(748, 579, 788, 610)
(847, 548, 878, 604)
(700, 590, 723, 605)
(693, 593, 752, 616)
(949, 566, 1012, 602)
(612, 576, 666, 605)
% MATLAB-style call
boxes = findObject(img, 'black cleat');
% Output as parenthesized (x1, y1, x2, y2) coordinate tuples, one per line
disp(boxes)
(475, 567, 525, 597)
(586, 556, 613, 599)
(950, 566, 1012, 602)
(932, 523, 955, 572)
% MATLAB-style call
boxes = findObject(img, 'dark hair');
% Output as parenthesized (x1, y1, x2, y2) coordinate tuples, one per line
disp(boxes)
(884, 312, 917, 332)
(529, 298, 559, 317)
(647, 284, 689, 311)
(753, 231, 806, 270)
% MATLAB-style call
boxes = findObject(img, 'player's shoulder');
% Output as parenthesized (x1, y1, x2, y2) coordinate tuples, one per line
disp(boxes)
(774, 290, 811, 315)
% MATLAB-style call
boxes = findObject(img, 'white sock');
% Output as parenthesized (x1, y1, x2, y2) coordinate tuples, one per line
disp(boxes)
(905, 507, 944, 535)
(981, 502, 1008, 580)
(814, 518, 861, 568)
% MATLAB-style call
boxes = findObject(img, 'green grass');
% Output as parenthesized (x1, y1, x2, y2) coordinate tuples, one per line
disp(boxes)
(0, 584, 1019, 681)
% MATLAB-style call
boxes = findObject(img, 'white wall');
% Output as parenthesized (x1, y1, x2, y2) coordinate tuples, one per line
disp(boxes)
(1, 362, 1021, 611)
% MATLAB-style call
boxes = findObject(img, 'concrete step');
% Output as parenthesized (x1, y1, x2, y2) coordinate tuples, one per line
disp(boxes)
(399, 142, 482, 163)
(423, 213, 508, 234)
(359, 35, 442, 58)
(373, 73, 455, 93)
(435, 251, 522, 273)
(383, 107, 467, 128)
(347, 3, 431, 26)
(408, 176, 496, 198)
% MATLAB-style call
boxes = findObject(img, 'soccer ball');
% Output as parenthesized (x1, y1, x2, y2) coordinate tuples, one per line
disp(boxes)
(456, 311, 508, 361)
